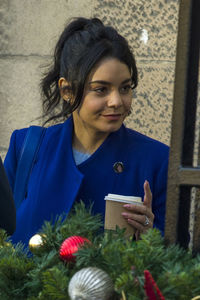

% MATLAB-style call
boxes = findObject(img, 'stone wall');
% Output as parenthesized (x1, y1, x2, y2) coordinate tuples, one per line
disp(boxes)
(0, 0, 179, 159)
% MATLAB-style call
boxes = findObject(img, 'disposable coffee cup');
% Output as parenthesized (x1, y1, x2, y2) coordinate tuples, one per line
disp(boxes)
(104, 193, 142, 236)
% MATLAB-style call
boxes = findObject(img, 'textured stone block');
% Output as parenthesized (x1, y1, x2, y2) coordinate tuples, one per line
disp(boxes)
(0, 57, 46, 151)
(0, 0, 94, 56)
(125, 62, 175, 145)
(93, 0, 179, 60)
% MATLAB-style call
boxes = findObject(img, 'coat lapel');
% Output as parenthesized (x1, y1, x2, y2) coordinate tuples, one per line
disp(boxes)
(35, 116, 84, 219)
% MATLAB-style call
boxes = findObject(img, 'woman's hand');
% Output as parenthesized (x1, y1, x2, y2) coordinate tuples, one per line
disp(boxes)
(121, 180, 154, 239)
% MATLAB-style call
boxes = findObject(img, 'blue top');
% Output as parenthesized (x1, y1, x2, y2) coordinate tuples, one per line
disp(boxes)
(72, 148, 91, 165)
(4, 116, 169, 246)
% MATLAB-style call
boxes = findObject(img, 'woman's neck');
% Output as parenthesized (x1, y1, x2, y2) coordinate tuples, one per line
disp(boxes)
(72, 123, 109, 154)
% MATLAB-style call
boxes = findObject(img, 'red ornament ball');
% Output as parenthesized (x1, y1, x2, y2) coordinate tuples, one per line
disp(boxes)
(59, 236, 90, 262)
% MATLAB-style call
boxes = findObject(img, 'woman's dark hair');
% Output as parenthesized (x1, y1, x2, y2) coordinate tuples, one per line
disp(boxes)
(41, 17, 138, 124)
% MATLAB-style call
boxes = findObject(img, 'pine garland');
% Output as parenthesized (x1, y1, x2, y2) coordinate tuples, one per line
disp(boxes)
(0, 201, 200, 300)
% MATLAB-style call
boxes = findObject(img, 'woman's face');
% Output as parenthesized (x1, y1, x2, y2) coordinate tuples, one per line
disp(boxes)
(64, 58, 133, 136)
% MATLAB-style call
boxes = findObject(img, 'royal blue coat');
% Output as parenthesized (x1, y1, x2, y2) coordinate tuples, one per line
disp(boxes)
(4, 116, 169, 246)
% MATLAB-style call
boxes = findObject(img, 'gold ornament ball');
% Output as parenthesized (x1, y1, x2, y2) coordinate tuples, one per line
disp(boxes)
(29, 233, 46, 253)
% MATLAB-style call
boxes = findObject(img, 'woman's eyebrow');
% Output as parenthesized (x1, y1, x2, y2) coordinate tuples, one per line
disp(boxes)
(121, 78, 132, 84)
(89, 80, 110, 85)
(89, 78, 132, 85)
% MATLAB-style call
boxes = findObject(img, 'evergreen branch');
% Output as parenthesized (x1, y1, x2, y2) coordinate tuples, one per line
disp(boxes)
(40, 266, 70, 299)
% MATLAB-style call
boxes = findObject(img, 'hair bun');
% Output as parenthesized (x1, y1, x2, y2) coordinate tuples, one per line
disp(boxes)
(66, 17, 103, 36)
(85, 18, 103, 28)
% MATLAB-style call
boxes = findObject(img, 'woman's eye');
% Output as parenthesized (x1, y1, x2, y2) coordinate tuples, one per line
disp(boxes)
(94, 87, 107, 94)
(120, 85, 132, 94)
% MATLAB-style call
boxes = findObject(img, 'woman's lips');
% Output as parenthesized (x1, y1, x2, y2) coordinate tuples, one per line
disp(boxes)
(101, 114, 122, 121)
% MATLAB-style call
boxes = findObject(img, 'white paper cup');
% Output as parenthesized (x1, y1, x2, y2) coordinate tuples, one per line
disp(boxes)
(104, 194, 142, 236)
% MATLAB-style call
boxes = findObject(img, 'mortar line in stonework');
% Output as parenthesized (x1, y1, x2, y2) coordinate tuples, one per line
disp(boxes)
(0, 54, 52, 59)
(0, 55, 176, 64)
(137, 59, 176, 64)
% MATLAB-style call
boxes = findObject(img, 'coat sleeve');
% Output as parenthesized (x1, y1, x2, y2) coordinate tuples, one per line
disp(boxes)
(0, 156, 16, 235)
(4, 129, 27, 192)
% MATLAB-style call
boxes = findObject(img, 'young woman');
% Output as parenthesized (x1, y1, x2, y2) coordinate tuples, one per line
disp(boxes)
(4, 17, 169, 246)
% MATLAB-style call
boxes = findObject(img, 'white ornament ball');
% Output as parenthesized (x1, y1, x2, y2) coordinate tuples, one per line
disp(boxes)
(68, 267, 114, 300)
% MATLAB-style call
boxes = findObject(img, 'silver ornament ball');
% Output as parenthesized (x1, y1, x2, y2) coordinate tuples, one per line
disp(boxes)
(68, 267, 114, 300)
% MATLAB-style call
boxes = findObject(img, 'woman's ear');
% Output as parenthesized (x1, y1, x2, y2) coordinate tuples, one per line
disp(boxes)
(58, 77, 71, 101)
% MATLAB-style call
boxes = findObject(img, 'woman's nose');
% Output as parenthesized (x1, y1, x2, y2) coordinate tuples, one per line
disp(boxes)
(107, 91, 123, 108)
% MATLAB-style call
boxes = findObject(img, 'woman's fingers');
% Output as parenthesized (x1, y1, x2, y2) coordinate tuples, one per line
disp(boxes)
(123, 203, 154, 220)
(121, 211, 153, 228)
(143, 180, 152, 208)
(121, 180, 154, 234)
(126, 217, 152, 232)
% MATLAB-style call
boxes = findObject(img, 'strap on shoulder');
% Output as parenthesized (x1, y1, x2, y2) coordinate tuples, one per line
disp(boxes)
(14, 126, 46, 210)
